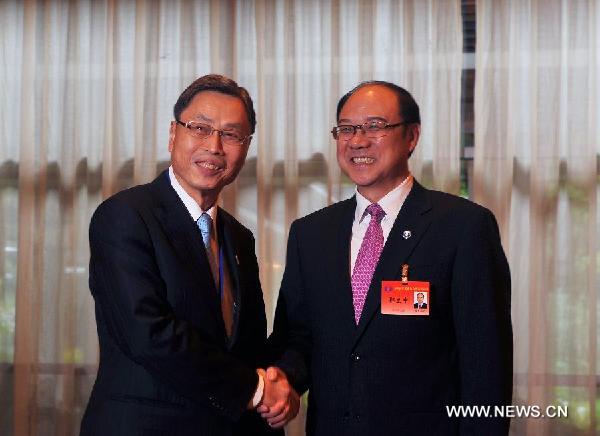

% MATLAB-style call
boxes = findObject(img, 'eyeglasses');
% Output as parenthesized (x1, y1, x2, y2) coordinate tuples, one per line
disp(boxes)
(331, 120, 407, 140)
(175, 120, 250, 146)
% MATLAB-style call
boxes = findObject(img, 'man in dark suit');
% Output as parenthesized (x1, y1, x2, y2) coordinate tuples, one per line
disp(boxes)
(81, 74, 298, 436)
(265, 81, 513, 435)
(414, 292, 428, 309)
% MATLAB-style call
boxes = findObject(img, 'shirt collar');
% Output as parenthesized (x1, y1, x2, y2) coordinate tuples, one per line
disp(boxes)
(354, 174, 414, 223)
(168, 166, 218, 224)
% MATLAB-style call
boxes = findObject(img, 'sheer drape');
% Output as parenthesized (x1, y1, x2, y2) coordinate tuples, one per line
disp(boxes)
(475, 0, 599, 434)
(0, 1, 462, 435)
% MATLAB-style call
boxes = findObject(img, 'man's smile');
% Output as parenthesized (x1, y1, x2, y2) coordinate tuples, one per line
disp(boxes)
(350, 156, 375, 164)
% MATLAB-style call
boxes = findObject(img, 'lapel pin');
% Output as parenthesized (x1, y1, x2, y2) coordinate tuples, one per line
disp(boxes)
(402, 230, 412, 240)
(235, 254, 240, 265)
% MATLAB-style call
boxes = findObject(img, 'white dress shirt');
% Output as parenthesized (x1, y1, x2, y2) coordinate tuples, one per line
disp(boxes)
(350, 175, 414, 274)
(169, 166, 218, 235)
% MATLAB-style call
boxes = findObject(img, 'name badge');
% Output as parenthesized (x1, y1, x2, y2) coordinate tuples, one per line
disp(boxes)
(381, 280, 430, 316)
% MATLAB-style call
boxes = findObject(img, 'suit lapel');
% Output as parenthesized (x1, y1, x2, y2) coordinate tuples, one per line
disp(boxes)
(149, 172, 223, 329)
(329, 198, 359, 330)
(352, 182, 433, 346)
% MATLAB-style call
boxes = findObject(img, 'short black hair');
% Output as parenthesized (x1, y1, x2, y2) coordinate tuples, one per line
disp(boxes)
(336, 80, 421, 125)
(173, 74, 256, 134)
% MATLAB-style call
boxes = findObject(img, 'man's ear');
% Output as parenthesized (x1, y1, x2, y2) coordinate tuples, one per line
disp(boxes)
(168, 121, 176, 152)
(407, 123, 420, 157)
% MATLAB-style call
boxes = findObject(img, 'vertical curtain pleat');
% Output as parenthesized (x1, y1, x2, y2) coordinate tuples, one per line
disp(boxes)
(13, 0, 41, 434)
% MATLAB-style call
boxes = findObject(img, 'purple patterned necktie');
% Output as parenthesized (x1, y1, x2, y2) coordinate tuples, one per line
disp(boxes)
(351, 203, 386, 324)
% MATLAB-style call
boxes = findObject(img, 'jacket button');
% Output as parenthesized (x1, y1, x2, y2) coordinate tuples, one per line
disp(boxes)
(351, 353, 361, 361)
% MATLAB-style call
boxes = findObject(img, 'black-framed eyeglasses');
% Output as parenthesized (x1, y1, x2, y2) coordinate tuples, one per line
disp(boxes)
(331, 120, 407, 140)
(175, 120, 250, 146)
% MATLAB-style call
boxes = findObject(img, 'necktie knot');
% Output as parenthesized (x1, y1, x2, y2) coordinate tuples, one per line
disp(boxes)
(197, 213, 212, 248)
(366, 203, 385, 222)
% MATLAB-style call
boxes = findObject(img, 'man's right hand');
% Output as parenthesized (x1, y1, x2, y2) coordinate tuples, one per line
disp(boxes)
(256, 367, 300, 428)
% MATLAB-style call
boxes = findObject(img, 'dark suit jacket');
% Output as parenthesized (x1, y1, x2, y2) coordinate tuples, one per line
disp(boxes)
(271, 181, 513, 436)
(413, 303, 428, 309)
(81, 171, 280, 436)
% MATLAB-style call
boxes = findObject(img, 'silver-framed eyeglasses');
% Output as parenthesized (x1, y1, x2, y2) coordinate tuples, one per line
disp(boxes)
(175, 120, 250, 146)
(331, 120, 407, 140)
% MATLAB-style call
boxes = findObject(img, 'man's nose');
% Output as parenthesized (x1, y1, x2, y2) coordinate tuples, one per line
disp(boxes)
(348, 127, 369, 148)
(204, 130, 225, 154)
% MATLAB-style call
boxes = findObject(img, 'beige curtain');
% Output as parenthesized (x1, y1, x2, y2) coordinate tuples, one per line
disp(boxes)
(0, 0, 462, 435)
(475, 0, 599, 434)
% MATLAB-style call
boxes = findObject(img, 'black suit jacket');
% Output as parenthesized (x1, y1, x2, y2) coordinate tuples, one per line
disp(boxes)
(81, 171, 280, 436)
(271, 181, 513, 436)
(413, 303, 428, 309)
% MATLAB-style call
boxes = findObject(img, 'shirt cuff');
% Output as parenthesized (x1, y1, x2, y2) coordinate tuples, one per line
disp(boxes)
(251, 370, 265, 408)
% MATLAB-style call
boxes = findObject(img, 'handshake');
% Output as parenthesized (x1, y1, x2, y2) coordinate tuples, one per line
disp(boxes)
(249, 366, 300, 429)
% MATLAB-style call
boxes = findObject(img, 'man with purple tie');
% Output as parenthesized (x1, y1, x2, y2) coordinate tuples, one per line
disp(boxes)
(267, 81, 513, 435)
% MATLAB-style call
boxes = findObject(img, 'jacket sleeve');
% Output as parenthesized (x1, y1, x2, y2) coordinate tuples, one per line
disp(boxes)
(451, 207, 513, 435)
(89, 198, 257, 421)
(268, 221, 311, 394)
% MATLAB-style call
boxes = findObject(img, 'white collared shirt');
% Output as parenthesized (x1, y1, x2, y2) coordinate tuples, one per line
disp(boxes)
(350, 175, 414, 274)
(169, 166, 218, 226)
